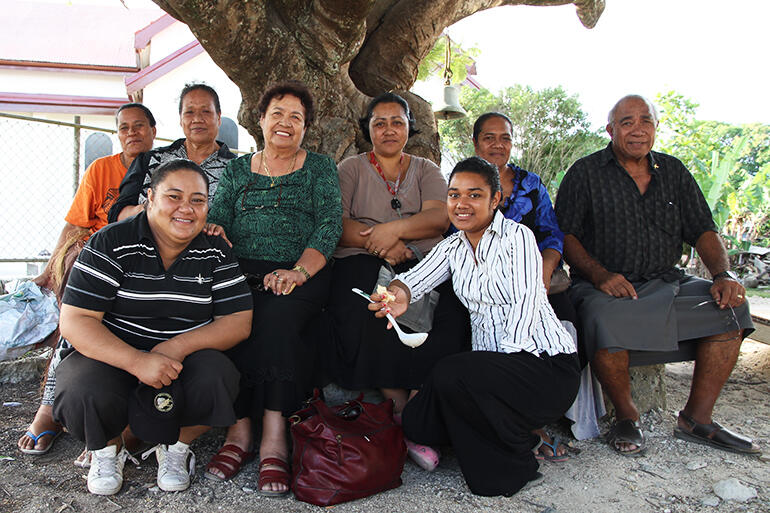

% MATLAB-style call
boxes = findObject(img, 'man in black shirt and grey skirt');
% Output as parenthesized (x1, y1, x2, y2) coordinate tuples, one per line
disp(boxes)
(555, 94, 759, 457)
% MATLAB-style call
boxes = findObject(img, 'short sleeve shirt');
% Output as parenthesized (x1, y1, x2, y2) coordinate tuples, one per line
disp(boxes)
(65, 153, 126, 233)
(555, 144, 716, 281)
(334, 153, 447, 259)
(62, 211, 253, 351)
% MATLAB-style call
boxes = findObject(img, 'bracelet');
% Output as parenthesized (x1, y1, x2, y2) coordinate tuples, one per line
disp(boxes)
(293, 264, 311, 280)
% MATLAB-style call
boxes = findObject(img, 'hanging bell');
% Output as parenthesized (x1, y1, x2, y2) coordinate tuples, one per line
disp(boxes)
(434, 83, 467, 120)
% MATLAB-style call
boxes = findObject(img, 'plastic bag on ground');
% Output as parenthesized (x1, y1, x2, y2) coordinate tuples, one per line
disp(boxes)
(0, 281, 59, 361)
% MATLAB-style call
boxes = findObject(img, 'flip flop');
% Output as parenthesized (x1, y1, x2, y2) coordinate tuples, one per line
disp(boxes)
(19, 429, 62, 455)
(674, 411, 761, 455)
(535, 435, 570, 462)
(606, 419, 645, 456)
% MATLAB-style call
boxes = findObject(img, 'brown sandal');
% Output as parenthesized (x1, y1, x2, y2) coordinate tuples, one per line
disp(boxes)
(205, 444, 255, 481)
(258, 457, 291, 497)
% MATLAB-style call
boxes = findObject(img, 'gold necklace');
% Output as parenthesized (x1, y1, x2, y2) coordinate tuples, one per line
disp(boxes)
(261, 150, 298, 187)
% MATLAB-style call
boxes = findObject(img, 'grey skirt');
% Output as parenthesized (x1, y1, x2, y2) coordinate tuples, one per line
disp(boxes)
(569, 275, 754, 361)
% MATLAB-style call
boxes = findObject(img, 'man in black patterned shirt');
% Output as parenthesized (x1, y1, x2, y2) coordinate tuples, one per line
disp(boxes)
(555, 95, 758, 456)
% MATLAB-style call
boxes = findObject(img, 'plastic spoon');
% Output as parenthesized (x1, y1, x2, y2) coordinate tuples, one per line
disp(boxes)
(351, 288, 428, 348)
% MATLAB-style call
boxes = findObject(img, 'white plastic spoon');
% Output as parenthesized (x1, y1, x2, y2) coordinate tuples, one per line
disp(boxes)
(351, 287, 428, 348)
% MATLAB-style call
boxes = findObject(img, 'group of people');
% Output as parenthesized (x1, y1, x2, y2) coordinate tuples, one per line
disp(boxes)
(17, 81, 759, 500)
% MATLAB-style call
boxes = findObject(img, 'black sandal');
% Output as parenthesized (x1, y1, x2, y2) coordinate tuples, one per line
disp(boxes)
(674, 411, 761, 455)
(606, 418, 645, 456)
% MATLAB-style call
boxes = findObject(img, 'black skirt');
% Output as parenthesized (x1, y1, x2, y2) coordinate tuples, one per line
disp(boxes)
(227, 258, 331, 418)
(325, 254, 471, 390)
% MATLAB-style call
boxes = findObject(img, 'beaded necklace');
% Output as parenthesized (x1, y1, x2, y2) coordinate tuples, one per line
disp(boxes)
(369, 151, 405, 217)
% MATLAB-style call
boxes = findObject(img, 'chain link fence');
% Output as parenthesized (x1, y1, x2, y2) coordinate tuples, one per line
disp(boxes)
(0, 113, 180, 279)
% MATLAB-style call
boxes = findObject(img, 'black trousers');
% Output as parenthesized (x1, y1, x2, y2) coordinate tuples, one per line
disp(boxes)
(53, 349, 240, 450)
(402, 350, 580, 497)
(229, 260, 332, 419)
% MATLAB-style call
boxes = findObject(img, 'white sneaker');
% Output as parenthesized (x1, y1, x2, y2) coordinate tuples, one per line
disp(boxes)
(87, 445, 128, 495)
(150, 441, 195, 492)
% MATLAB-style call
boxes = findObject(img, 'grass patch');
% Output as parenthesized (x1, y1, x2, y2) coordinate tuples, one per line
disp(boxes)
(747, 288, 770, 298)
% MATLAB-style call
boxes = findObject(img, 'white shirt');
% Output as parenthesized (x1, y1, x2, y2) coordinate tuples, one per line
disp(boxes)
(397, 211, 575, 357)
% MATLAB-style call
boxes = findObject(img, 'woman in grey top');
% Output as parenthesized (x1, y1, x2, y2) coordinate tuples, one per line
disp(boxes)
(325, 93, 470, 472)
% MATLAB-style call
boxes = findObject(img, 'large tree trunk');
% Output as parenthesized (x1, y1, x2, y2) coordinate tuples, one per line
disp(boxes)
(151, 0, 604, 163)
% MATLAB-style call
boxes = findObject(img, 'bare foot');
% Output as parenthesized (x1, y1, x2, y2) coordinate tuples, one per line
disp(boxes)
(18, 404, 62, 453)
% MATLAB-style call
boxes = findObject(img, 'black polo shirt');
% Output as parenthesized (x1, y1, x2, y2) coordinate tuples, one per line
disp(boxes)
(62, 211, 252, 351)
(555, 143, 716, 281)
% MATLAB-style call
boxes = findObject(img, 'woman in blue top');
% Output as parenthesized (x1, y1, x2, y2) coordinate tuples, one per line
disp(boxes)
(472, 112, 578, 461)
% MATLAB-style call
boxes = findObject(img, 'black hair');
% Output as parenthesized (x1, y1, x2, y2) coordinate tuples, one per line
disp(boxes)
(358, 92, 419, 144)
(116, 103, 156, 127)
(257, 81, 315, 128)
(178, 83, 221, 114)
(472, 112, 512, 142)
(448, 156, 501, 195)
(149, 159, 209, 194)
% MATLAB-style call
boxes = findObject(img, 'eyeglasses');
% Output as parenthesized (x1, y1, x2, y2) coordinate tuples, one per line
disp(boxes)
(241, 177, 284, 211)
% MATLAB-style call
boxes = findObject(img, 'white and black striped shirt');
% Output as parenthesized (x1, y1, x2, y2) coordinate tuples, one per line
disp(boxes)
(397, 211, 575, 357)
(63, 211, 252, 351)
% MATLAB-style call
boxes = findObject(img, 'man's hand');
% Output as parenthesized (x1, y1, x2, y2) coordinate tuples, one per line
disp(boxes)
(204, 223, 232, 247)
(711, 277, 746, 309)
(132, 352, 183, 389)
(594, 270, 638, 299)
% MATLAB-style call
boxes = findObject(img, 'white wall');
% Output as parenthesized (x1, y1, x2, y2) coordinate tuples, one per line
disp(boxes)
(141, 23, 258, 153)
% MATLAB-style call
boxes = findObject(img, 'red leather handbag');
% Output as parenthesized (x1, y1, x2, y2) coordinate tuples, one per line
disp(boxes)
(290, 391, 407, 506)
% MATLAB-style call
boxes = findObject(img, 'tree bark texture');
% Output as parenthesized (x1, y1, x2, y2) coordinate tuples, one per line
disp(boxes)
(152, 0, 604, 163)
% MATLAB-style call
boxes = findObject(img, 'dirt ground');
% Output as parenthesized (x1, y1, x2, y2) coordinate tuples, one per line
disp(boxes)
(1, 342, 768, 513)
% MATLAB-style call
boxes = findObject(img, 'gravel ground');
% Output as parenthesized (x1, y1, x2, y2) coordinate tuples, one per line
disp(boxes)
(1, 343, 768, 513)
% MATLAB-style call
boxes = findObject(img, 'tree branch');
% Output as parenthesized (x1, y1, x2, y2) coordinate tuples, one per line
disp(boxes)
(350, 0, 604, 95)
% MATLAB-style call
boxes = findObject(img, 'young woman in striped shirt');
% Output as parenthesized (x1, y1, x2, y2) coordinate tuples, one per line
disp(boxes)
(369, 156, 580, 497)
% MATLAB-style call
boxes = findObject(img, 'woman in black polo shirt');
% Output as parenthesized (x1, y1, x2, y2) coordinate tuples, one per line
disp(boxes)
(53, 160, 253, 496)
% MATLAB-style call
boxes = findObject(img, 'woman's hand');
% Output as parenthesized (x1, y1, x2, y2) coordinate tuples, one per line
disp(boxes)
(204, 223, 232, 247)
(367, 283, 410, 327)
(131, 351, 183, 389)
(360, 223, 401, 257)
(382, 240, 414, 266)
(263, 268, 307, 295)
(150, 338, 189, 364)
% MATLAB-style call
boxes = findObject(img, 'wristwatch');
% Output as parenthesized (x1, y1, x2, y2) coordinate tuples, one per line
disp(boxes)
(712, 270, 738, 282)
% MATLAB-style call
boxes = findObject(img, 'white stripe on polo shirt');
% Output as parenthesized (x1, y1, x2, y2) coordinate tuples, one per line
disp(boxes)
(81, 245, 122, 273)
(212, 275, 246, 291)
(114, 242, 155, 252)
(72, 261, 120, 287)
(115, 250, 158, 260)
(396, 211, 575, 357)
(116, 290, 212, 303)
(112, 317, 211, 335)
